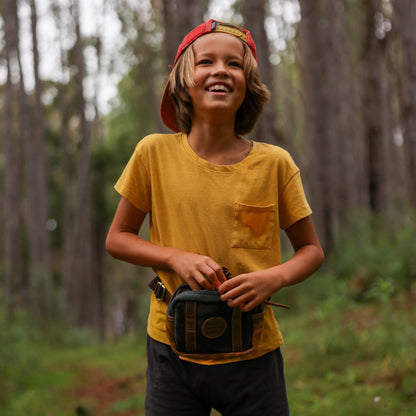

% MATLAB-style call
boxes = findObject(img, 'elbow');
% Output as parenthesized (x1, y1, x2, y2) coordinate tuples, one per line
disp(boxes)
(105, 232, 119, 259)
(315, 245, 325, 271)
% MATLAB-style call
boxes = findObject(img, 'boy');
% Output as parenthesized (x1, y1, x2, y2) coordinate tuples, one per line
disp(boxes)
(106, 19, 324, 416)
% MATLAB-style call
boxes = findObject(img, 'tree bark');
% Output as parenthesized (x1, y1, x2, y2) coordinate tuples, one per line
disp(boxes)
(392, 0, 416, 205)
(66, 0, 97, 328)
(2, 0, 26, 312)
(161, 0, 208, 66)
(50, 0, 75, 323)
(324, 0, 365, 213)
(298, 0, 362, 251)
(241, 0, 282, 144)
(27, 0, 51, 313)
(361, 0, 391, 213)
(298, 0, 333, 250)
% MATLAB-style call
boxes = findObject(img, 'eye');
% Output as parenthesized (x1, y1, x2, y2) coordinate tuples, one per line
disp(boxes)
(197, 59, 212, 65)
(229, 61, 243, 68)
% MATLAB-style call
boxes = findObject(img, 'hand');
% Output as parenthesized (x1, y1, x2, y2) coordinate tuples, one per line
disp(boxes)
(218, 270, 281, 311)
(169, 250, 227, 291)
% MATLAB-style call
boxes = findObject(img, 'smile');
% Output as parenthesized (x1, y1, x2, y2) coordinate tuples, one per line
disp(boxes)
(207, 84, 232, 93)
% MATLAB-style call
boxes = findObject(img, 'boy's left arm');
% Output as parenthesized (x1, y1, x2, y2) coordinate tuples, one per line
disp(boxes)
(219, 216, 324, 312)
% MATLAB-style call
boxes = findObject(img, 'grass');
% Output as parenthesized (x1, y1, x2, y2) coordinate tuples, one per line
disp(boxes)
(279, 278, 416, 416)
(1, 275, 415, 415)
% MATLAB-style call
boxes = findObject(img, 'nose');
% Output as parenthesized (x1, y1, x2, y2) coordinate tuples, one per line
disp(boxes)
(211, 61, 229, 76)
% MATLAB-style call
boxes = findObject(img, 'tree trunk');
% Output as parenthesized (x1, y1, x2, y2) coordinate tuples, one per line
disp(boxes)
(161, 0, 208, 66)
(27, 0, 51, 314)
(361, 0, 391, 213)
(2, 0, 26, 312)
(324, 0, 365, 214)
(298, 0, 334, 251)
(298, 0, 362, 251)
(67, 0, 97, 328)
(50, 0, 75, 322)
(241, 0, 282, 144)
(392, 0, 416, 205)
(91, 3, 107, 338)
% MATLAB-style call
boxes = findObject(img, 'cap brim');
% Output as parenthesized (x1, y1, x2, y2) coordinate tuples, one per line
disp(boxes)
(160, 81, 180, 133)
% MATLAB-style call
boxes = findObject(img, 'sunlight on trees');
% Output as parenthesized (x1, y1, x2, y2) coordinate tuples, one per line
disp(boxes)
(0, 0, 415, 337)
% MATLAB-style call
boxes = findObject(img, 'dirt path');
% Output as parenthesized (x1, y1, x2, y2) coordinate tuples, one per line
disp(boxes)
(70, 367, 222, 415)
(71, 367, 146, 415)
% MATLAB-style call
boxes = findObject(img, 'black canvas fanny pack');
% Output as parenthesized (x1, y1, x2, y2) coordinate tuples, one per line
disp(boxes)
(166, 282, 265, 359)
(148, 269, 289, 360)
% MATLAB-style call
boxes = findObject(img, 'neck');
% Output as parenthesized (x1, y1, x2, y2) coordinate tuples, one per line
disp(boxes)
(188, 121, 237, 152)
(187, 121, 252, 165)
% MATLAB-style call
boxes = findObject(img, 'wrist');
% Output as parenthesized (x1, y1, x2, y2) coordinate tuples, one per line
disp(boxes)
(164, 247, 184, 270)
(262, 266, 289, 293)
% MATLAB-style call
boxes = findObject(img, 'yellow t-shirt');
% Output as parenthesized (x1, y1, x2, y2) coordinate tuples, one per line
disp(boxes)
(115, 132, 312, 364)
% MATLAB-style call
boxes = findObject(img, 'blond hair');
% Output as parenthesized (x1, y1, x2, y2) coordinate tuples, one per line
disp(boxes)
(168, 41, 270, 135)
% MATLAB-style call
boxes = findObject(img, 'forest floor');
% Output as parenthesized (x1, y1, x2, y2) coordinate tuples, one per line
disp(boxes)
(62, 291, 416, 416)
(2, 285, 416, 416)
(70, 366, 145, 416)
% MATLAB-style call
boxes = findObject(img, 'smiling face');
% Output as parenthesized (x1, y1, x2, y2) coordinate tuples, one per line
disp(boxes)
(187, 32, 247, 124)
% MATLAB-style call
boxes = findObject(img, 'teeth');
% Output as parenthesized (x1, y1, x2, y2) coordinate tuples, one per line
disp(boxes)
(208, 84, 230, 92)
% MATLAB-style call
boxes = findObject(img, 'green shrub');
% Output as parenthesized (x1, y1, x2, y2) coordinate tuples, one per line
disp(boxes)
(0, 310, 40, 408)
(329, 209, 416, 302)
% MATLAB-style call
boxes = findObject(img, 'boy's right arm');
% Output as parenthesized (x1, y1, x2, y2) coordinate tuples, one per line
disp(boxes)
(105, 197, 226, 290)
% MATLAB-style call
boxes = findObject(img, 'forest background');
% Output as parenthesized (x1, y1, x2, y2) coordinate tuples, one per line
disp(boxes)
(0, 0, 415, 415)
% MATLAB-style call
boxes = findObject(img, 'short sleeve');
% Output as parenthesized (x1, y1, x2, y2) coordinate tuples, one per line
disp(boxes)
(114, 142, 151, 213)
(278, 171, 312, 230)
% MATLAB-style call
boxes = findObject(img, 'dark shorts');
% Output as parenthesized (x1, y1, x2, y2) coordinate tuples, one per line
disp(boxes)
(145, 336, 289, 416)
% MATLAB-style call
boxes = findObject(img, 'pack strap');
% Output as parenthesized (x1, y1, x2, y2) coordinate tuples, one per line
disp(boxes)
(148, 276, 172, 304)
(149, 276, 290, 309)
(264, 300, 290, 309)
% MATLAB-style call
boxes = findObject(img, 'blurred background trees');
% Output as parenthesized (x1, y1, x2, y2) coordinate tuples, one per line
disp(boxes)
(0, 0, 415, 337)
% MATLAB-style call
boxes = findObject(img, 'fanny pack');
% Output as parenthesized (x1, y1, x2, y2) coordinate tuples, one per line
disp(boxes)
(148, 269, 289, 360)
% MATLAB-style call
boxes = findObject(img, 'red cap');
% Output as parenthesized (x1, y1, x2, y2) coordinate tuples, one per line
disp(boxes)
(160, 19, 257, 132)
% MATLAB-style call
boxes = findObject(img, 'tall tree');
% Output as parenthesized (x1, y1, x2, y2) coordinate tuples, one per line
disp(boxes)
(27, 0, 51, 312)
(66, 0, 98, 328)
(361, 0, 392, 213)
(161, 0, 208, 67)
(392, 0, 416, 205)
(323, 0, 365, 215)
(50, 0, 75, 321)
(241, 0, 281, 144)
(2, 0, 26, 313)
(115, 0, 165, 132)
(298, 0, 362, 250)
(298, 0, 332, 249)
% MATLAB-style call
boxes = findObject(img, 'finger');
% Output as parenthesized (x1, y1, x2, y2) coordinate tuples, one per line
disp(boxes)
(204, 261, 227, 289)
(231, 294, 261, 312)
(193, 270, 216, 291)
(195, 260, 225, 290)
(239, 300, 258, 312)
(219, 277, 245, 299)
(186, 278, 203, 291)
(182, 269, 211, 290)
(218, 277, 240, 294)
(226, 291, 250, 307)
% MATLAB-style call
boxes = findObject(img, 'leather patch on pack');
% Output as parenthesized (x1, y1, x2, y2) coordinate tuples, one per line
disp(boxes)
(201, 317, 227, 339)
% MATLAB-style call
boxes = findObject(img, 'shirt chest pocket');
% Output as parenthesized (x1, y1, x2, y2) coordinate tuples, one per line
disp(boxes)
(231, 202, 277, 249)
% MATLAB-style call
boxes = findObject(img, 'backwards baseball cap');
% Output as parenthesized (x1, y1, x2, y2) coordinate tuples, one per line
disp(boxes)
(160, 19, 258, 132)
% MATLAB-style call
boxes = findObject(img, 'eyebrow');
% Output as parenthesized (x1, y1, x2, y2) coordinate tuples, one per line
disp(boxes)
(194, 51, 244, 61)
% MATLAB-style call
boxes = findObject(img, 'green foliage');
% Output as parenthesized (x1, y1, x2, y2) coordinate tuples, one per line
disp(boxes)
(108, 396, 145, 414)
(0, 299, 103, 415)
(328, 208, 416, 302)
(281, 290, 416, 416)
(2, 281, 414, 416)
(0, 310, 40, 409)
(95, 33, 163, 226)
